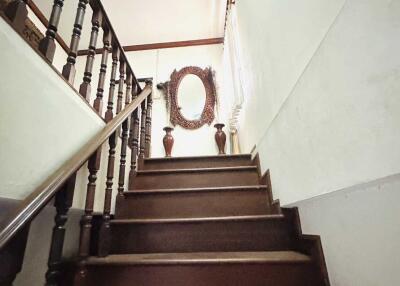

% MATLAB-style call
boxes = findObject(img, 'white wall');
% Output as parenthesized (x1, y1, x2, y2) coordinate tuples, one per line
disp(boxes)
(233, 0, 400, 285)
(292, 174, 400, 286)
(0, 17, 105, 201)
(235, 0, 346, 154)
(237, 0, 400, 205)
(124, 44, 229, 157)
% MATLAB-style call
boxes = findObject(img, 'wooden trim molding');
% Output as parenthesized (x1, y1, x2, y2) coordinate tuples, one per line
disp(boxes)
(77, 37, 224, 56)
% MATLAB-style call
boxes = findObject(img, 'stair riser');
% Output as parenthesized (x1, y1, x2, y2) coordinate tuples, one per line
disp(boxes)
(142, 157, 253, 170)
(83, 263, 319, 286)
(115, 190, 271, 219)
(109, 219, 292, 254)
(131, 169, 260, 190)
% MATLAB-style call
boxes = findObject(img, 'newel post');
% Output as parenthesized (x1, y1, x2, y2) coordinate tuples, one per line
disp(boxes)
(4, 0, 28, 33)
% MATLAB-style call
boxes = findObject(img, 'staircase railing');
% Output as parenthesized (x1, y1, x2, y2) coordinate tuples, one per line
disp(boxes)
(0, 0, 153, 284)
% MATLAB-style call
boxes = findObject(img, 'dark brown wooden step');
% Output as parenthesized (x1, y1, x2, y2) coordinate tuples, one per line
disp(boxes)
(108, 215, 293, 254)
(130, 166, 260, 190)
(115, 185, 272, 219)
(82, 251, 320, 286)
(141, 154, 253, 170)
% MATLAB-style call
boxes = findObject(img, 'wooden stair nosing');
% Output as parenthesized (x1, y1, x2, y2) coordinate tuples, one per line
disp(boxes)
(85, 251, 312, 266)
(124, 185, 268, 195)
(136, 166, 258, 175)
(110, 214, 285, 225)
(143, 154, 252, 163)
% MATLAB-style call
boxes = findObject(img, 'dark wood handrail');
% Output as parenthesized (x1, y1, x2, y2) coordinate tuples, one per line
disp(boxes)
(0, 84, 152, 250)
(89, 0, 141, 91)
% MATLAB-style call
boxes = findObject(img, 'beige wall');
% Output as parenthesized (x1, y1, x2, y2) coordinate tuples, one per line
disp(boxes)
(234, 0, 400, 285)
(0, 17, 105, 201)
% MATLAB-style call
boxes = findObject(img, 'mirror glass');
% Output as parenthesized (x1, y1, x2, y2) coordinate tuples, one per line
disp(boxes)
(177, 74, 206, 120)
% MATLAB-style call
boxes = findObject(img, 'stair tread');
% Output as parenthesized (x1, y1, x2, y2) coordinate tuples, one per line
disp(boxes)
(144, 154, 252, 162)
(110, 214, 284, 224)
(125, 185, 268, 194)
(85, 251, 311, 265)
(136, 166, 258, 174)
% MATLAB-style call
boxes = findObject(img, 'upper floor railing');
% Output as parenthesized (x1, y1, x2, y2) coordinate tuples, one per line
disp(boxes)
(0, 0, 153, 284)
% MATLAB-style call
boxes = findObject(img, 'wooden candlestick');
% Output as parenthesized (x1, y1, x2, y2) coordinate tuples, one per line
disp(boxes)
(214, 123, 226, 155)
(163, 127, 174, 157)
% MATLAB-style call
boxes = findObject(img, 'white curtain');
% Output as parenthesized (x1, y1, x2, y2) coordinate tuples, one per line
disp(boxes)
(225, 4, 245, 133)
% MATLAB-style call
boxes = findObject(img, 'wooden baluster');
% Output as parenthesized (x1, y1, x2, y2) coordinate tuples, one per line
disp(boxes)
(4, 0, 28, 33)
(39, 0, 64, 62)
(98, 132, 116, 257)
(62, 0, 89, 83)
(93, 30, 111, 116)
(138, 98, 147, 167)
(117, 119, 129, 197)
(79, 9, 102, 101)
(116, 59, 126, 115)
(104, 47, 119, 122)
(45, 175, 76, 285)
(77, 29, 111, 262)
(128, 84, 139, 189)
(125, 73, 132, 106)
(145, 84, 153, 158)
(78, 150, 101, 259)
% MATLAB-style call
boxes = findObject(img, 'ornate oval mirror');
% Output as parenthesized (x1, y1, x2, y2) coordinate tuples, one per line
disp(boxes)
(168, 66, 216, 129)
(177, 74, 207, 120)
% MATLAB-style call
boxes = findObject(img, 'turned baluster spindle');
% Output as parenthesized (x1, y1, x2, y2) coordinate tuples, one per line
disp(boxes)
(39, 0, 64, 62)
(4, 0, 28, 33)
(62, 0, 89, 83)
(104, 47, 119, 122)
(116, 59, 126, 115)
(45, 175, 76, 285)
(79, 9, 102, 101)
(128, 85, 139, 189)
(78, 151, 101, 258)
(93, 30, 111, 115)
(98, 132, 116, 257)
(138, 99, 147, 167)
(145, 91, 153, 158)
(117, 119, 129, 197)
(125, 73, 132, 106)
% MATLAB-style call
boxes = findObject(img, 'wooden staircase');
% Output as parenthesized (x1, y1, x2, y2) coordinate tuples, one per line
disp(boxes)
(71, 154, 329, 286)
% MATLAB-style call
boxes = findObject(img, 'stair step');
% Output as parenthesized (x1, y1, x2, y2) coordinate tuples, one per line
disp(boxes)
(85, 251, 312, 265)
(115, 185, 272, 219)
(82, 251, 319, 286)
(141, 154, 253, 170)
(131, 166, 260, 190)
(108, 215, 293, 254)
